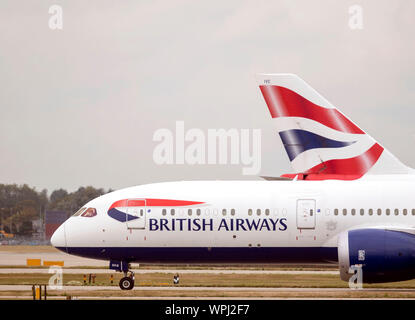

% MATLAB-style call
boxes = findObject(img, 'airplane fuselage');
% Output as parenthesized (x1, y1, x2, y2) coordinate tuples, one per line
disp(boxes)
(53, 177, 415, 265)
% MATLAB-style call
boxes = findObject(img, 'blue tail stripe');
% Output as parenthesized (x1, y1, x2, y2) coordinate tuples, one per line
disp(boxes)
(279, 129, 356, 161)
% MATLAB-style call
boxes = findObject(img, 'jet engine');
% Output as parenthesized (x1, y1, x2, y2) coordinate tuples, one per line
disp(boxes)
(338, 228, 415, 283)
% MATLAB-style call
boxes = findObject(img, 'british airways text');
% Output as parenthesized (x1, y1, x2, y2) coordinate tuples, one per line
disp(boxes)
(149, 218, 287, 231)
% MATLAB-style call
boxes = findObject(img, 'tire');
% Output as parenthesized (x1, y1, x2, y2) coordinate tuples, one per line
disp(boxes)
(119, 277, 134, 290)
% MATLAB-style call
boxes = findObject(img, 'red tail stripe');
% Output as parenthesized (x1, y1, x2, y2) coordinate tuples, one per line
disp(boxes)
(281, 173, 362, 181)
(109, 199, 205, 210)
(282, 143, 383, 180)
(259, 85, 364, 134)
(306, 143, 383, 175)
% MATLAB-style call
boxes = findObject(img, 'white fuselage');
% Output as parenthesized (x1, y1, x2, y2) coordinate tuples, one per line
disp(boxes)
(52, 176, 415, 264)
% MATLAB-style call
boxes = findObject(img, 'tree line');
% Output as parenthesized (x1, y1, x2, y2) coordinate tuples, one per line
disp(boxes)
(0, 184, 111, 235)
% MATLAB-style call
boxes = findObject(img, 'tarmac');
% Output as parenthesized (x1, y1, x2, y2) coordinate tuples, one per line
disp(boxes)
(2, 285, 415, 292)
(0, 268, 339, 275)
(0, 250, 107, 267)
(1, 246, 414, 300)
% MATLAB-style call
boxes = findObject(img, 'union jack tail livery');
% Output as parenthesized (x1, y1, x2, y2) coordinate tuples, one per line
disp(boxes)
(257, 73, 412, 180)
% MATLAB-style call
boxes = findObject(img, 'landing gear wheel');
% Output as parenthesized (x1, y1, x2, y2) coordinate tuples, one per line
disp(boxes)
(119, 277, 134, 290)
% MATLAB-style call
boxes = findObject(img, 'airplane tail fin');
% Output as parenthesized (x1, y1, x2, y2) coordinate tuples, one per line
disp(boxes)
(257, 73, 412, 180)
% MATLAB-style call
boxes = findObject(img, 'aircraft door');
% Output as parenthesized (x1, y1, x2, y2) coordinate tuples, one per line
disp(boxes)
(126, 199, 146, 229)
(296, 199, 316, 229)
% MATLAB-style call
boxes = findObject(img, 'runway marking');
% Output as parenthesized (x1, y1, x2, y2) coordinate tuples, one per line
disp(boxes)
(1, 295, 414, 300)
(1, 285, 415, 292)
(0, 268, 339, 275)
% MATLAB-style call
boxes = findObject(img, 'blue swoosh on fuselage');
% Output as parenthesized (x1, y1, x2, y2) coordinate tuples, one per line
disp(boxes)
(108, 208, 139, 222)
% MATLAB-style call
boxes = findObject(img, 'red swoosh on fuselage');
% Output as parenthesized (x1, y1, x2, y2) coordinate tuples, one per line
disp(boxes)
(109, 199, 205, 210)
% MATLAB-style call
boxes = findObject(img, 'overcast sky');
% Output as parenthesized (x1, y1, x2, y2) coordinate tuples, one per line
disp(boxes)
(0, 0, 414, 193)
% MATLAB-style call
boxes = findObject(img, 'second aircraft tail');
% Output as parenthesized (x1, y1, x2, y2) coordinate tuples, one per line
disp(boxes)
(257, 73, 412, 180)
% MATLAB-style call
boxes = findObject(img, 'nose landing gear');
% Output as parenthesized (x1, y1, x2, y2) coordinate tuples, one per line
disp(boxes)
(119, 271, 135, 290)
(109, 260, 136, 290)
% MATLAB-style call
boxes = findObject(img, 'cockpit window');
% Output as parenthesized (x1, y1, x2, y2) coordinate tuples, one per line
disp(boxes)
(81, 208, 97, 217)
(73, 207, 86, 217)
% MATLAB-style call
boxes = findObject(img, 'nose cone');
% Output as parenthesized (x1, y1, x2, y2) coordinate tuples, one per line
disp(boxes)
(51, 223, 67, 250)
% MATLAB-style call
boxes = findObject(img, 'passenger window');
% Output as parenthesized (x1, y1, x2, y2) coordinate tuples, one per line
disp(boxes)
(188, 209, 192, 216)
(386, 209, 390, 216)
(377, 209, 382, 216)
(222, 209, 226, 216)
(342, 209, 347, 216)
(256, 209, 261, 216)
(140, 209, 143, 216)
(360, 209, 364, 216)
(412, 209, 415, 215)
(231, 209, 235, 216)
(403, 209, 408, 215)
(248, 209, 253, 216)
(334, 209, 339, 216)
(265, 209, 270, 216)
(171, 209, 175, 216)
(394, 209, 399, 215)
(351, 209, 356, 216)
(196, 209, 201, 216)
(369, 209, 373, 215)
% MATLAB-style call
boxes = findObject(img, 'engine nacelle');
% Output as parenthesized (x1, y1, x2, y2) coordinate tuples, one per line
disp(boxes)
(338, 228, 415, 283)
